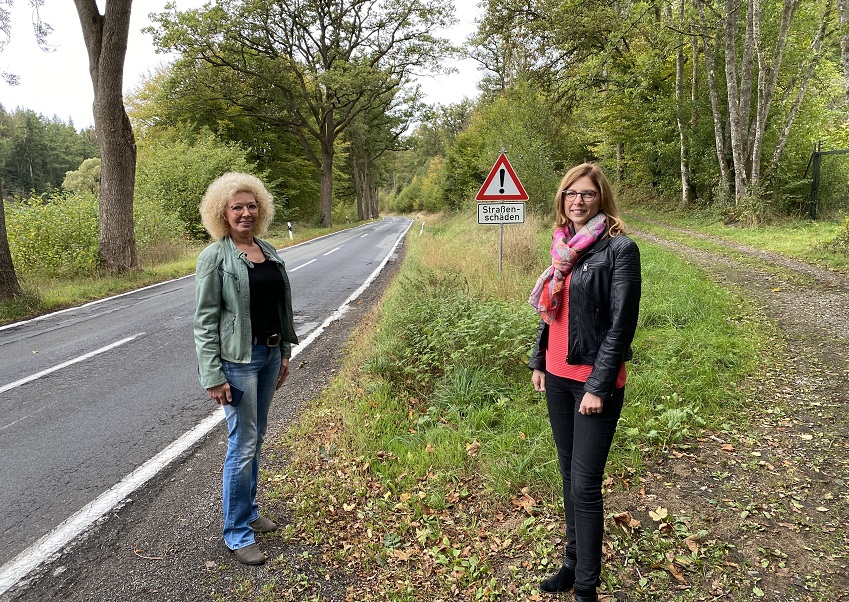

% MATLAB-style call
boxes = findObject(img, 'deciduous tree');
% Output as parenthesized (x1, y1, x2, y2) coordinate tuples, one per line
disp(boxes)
(150, 0, 454, 226)
(711, 0, 836, 206)
(74, 0, 138, 271)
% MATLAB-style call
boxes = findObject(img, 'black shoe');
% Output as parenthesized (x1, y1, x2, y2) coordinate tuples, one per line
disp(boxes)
(540, 563, 575, 593)
(573, 586, 598, 602)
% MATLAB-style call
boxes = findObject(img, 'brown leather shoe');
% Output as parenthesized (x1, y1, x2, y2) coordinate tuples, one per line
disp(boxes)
(231, 543, 265, 565)
(249, 516, 278, 533)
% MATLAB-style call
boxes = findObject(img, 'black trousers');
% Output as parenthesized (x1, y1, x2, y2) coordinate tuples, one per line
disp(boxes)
(544, 371, 624, 590)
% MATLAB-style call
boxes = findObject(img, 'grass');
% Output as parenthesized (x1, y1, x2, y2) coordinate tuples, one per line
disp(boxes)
(621, 200, 849, 272)
(0, 222, 359, 325)
(258, 210, 774, 600)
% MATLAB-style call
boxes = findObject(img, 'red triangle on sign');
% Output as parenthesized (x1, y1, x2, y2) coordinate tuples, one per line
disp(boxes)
(476, 153, 529, 201)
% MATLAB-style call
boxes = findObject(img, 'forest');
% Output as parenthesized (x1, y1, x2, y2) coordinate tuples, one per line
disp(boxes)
(2, 0, 849, 288)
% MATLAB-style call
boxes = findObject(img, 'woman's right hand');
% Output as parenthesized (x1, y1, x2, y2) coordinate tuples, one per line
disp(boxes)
(207, 382, 232, 405)
(532, 369, 546, 392)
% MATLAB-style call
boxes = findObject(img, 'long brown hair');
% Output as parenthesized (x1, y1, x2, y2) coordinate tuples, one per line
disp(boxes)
(554, 163, 626, 237)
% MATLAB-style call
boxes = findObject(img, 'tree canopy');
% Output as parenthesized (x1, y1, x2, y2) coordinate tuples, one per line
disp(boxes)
(148, 0, 456, 226)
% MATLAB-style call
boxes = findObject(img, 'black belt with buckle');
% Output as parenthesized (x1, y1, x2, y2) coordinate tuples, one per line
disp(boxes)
(252, 333, 281, 347)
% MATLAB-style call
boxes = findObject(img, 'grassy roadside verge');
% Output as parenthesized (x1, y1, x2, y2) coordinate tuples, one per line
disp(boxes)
(254, 212, 772, 601)
(0, 223, 357, 325)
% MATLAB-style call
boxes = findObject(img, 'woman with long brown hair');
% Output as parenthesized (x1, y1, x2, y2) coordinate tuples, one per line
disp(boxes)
(528, 163, 641, 600)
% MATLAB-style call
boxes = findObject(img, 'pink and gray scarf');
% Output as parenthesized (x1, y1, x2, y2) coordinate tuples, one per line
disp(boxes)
(528, 213, 607, 324)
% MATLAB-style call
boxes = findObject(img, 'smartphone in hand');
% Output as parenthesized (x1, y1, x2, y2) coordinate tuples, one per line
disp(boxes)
(228, 384, 244, 407)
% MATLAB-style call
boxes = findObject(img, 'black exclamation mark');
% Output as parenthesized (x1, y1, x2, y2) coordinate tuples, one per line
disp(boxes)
(499, 168, 505, 194)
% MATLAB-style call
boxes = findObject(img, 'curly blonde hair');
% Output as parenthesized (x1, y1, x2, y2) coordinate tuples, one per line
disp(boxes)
(554, 163, 626, 237)
(199, 172, 275, 240)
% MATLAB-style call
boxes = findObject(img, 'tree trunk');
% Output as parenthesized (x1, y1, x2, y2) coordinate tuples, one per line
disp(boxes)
(0, 176, 23, 300)
(839, 0, 849, 121)
(739, 1, 755, 165)
(769, 0, 834, 176)
(724, 0, 749, 204)
(319, 112, 334, 227)
(674, 0, 695, 208)
(699, 0, 732, 197)
(74, 0, 137, 272)
(750, 0, 801, 187)
(350, 147, 365, 220)
(370, 182, 379, 219)
(362, 157, 377, 219)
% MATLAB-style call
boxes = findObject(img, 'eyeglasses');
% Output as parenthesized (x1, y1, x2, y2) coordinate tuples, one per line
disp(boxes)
(228, 203, 259, 213)
(562, 190, 598, 202)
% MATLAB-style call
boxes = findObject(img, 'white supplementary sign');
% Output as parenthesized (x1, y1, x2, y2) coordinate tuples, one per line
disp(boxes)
(477, 202, 525, 224)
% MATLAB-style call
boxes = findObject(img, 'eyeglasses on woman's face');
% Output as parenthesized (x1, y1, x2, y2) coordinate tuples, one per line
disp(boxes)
(228, 202, 259, 214)
(562, 189, 598, 202)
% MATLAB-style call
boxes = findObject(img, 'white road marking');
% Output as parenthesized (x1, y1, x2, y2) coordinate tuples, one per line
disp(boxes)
(289, 259, 317, 272)
(0, 278, 194, 332)
(322, 246, 342, 256)
(0, 333, 145, 397)
(0, 219, 412, 596)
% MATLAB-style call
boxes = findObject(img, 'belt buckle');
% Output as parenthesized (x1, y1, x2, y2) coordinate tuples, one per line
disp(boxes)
(266, 334, 280, 347)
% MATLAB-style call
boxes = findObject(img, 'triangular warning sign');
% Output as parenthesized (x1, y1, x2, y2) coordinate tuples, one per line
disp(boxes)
(476, 153, 529, 201)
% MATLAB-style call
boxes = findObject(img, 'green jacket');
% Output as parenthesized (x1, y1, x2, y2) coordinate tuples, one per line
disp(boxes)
(193, 236, 298, 389)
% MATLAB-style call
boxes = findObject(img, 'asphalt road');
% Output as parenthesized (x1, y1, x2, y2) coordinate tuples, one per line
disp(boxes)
(0, 217, 412, 588)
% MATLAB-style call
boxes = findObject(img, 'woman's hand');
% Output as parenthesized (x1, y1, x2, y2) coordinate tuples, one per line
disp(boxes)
(207, 382, 232, 405)
(532, 369, 546, 392)
(579, 391, 604, 415)
(276, 358, 290, 389)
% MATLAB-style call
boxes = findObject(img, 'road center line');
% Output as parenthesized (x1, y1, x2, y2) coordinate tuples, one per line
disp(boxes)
(289, 258, 317, 272)
(322, 246, 342, 256)
(0, 333, 146, 396)
(0, 219, 412, 596)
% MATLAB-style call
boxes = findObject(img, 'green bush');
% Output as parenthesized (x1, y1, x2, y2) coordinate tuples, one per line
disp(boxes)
(6, 193, 99, 276)
(134, 195, 187, 249)
(371, 266, 538, 393)
(6, 187, 187, 277)
(62, 158, 101, 196)
(135, 129, 258, 239)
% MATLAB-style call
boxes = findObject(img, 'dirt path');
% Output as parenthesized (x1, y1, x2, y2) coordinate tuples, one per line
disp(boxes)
(622, 220, 849, 601)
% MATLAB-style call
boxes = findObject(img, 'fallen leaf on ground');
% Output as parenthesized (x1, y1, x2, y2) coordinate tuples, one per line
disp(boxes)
(684, 534, 700, 553)
(511, 490, 538, 514)
(649, 506, 668, 521)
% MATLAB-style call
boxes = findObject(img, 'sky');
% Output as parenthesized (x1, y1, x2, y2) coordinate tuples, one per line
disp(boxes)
(0, 1, 482, 130)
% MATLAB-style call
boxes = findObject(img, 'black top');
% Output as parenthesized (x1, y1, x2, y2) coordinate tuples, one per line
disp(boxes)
(247, 258, 285, 338)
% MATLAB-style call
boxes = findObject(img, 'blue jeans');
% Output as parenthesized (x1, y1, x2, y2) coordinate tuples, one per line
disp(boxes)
(544, 372, 624, 591)
(220, 344, 280, 550)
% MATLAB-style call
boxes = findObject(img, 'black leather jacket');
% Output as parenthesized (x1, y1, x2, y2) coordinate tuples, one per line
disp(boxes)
(529, 232, 641, 399)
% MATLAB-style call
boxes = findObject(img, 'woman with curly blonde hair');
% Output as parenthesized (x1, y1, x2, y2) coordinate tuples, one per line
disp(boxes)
(193, 172, 298, 565)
